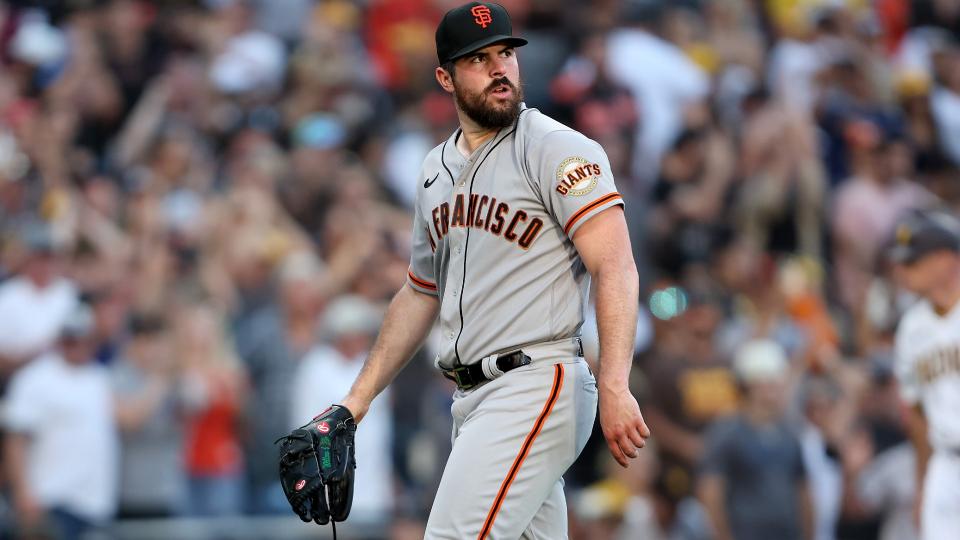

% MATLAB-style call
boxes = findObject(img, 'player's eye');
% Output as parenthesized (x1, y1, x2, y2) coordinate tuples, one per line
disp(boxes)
(471, 55, 484, 63)
(501, 49, 514, 58)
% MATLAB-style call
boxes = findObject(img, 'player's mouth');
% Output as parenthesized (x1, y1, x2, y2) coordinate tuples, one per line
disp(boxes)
(488, 83, 513, 98)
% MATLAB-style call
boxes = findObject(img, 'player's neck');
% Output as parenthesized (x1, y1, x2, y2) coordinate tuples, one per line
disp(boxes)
(456, 114, 499, 156)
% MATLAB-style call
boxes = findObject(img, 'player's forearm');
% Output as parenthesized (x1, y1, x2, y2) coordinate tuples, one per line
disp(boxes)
(342, 285, 439, 421)
(593, 257, 639, 391)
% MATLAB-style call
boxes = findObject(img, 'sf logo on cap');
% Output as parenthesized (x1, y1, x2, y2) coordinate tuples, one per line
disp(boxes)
(472, 5, 492, 28)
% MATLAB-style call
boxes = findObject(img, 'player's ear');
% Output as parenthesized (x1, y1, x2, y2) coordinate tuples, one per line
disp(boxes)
(436, 66, 455, 94)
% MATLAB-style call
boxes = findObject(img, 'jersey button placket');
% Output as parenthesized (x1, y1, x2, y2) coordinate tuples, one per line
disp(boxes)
(445, 212, 465, 357)
(447, 155, 476, 364)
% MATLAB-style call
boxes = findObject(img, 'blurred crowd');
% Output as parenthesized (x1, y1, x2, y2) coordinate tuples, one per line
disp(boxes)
(1, 0, 959, 538)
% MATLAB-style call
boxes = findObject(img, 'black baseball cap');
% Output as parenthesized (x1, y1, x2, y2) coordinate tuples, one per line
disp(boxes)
(887, 209, 960, 264)
(435, 2, 527, 65)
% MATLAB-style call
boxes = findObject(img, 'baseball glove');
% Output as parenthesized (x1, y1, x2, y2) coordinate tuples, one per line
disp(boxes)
(277, 405, 357, 525)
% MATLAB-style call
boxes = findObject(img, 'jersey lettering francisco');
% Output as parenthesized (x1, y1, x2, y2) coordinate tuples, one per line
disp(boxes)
(406, 106, 624, 369)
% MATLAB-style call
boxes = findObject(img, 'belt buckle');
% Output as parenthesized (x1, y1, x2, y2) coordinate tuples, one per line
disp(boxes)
(445, 366, 476, 390)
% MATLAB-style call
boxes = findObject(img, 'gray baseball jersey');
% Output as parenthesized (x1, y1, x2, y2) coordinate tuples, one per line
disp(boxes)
(406, 105, 624, 369)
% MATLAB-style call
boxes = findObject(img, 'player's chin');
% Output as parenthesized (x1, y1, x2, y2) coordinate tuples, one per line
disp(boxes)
(486, 96, 519, 113)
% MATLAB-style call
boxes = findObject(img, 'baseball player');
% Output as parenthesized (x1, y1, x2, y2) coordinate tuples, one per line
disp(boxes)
(277, 2, 650, 538)
(889, 209, 960, 540)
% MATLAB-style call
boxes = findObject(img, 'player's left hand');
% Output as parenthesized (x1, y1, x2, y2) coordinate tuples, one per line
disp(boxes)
(598, 386, 650, 467)
(277, 405, 357, 524)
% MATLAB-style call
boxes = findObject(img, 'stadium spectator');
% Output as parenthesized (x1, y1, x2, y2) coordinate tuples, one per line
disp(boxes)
(798, 376, 845, 540)
(698, 339, 812, 540)
(737, 88, 826, 259)
(642, 289, 738, 502)
(112, 312, 185, 518)
(832, 132, 934, 312)
(605, 2, 709, 183)
(2, 303, 117, 539)
(87, 285, 131, 365)
(235, 250, 325, 514)
(569, 441, 710, 540)
(177, 303, 247, 517)
(853, 442, 919, 540)
(930, 47, 960, 166)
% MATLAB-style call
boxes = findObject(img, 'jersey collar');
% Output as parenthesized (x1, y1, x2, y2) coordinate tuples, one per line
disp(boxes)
(446, 103, 529, 163)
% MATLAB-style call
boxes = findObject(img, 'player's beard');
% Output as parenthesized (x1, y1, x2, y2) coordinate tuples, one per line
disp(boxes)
(454, 75, 524, 130)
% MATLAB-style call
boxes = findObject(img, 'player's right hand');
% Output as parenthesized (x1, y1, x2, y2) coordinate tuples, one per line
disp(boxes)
(598, 386, 650, 467)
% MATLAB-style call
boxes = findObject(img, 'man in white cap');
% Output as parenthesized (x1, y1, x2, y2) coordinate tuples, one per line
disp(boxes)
(2, 303, 117, 540)
(698, 339, 813, 540)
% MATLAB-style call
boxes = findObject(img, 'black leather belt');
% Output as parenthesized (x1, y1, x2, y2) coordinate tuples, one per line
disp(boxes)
(441, 350, 532, 391)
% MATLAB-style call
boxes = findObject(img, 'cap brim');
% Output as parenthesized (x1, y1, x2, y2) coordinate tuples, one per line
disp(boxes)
(446, 36, 528, 63)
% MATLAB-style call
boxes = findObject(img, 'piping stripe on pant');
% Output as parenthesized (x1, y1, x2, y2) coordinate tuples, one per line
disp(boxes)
(477, 363, 565, 539)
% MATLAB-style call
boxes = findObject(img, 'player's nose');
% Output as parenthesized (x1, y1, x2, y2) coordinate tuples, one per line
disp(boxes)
(489, 56, 506, 78)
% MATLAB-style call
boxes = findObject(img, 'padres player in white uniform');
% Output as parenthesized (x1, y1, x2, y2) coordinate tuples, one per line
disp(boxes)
(890, 210, 960, 540)
(335, 2, 650, 538)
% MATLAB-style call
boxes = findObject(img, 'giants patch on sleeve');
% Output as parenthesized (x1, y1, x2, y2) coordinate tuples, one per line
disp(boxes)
(555, 157, 602, 196)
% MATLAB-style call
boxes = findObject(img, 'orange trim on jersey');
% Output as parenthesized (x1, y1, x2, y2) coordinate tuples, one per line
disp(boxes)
(563, 192, 623, 236)
(477, 364, 565, 539)
(407, 269, 437, 291)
